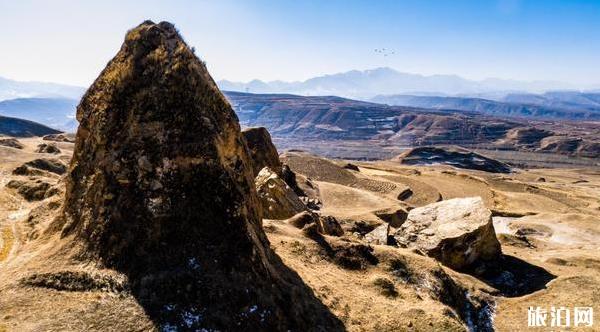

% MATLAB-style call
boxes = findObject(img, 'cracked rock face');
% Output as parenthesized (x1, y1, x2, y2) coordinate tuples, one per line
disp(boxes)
(394, 197, 501, 271)
(59, 20, 341, 331)
(255, 167, 306, 219)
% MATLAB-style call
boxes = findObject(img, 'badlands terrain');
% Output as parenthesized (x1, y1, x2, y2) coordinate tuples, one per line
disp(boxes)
(0, 20, 599, 332)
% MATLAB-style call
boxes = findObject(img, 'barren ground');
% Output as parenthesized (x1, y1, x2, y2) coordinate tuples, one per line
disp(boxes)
(1, 139, 599, 331)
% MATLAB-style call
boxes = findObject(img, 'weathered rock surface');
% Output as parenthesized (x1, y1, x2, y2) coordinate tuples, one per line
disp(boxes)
(35, 143, 61, 154)
(393, 197, 501, 271)
(58, 21, 341, 331)
(256, 167, 307, 219)
(0, 137, 24, 149)
(394, 147, 511, 173)
(364, 223, 389, 245)
(242, 126, 283, 177)
(13, 158, 67, 176)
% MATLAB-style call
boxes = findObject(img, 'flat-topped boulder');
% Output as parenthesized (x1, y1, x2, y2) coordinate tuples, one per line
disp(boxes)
(393, 197, 501, 271)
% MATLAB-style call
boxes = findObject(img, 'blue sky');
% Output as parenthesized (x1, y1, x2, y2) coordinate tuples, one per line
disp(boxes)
(1, 0, 599, 87)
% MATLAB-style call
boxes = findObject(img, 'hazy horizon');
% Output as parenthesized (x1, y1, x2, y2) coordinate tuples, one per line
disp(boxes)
(2, 0, 600, 88)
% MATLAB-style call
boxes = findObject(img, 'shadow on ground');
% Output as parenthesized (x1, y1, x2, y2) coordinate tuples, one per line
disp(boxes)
(473, 254, 556, 297)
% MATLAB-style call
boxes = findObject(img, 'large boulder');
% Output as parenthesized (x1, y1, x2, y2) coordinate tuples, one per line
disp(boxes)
(255, 167, 306, 219)
(0, 138, 24, 149)
(242, 127, 282, 177)
(393, 197, 501, 271)
(59, 21, 341, 331)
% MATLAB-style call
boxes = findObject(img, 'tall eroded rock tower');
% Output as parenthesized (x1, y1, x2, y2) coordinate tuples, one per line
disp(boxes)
(61, 21, 341, 331)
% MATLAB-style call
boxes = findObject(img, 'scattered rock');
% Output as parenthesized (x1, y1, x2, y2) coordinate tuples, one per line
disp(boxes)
(6, 178, 58, 201)
(393, 197, 502, 271)
(364, 223, 389, 245)
(535, 177, 546, 182)
(43, 133, 76, 143)
(35, 143, 61, 154)
(393, 147, 511, 173)
(13, 158, 67, 176)
(286, 211, 316, 229)
(242, 127, 283, 177)
(343, 163, 360, 171)
(317, 215, 344, 236)
(256, 167, 307, 219)
(374, 207, 408, 227)
(0, 138, 24, 149)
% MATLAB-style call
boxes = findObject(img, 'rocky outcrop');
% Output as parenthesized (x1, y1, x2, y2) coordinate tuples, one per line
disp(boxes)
(35, 143, 61, 154)
(393, 197, 501, 271)
(393, 147, 511, 173)
(256, 167, 306, 219)
(0, 138, 24, 149)
(13, 158, 67, 176)
(59, 21, 341, 331)
(242, 127, 283, 177)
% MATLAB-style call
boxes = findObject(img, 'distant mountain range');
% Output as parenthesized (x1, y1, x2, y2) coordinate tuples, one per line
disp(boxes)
(372, 92, 600, 121)
(0, 76, 85, 102)
(1, 70, 600, 137)
(218, 67, 585, 99)
(0, 97, 78, 132)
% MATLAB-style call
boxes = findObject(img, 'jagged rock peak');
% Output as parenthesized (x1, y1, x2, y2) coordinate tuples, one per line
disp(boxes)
(59, 21, 342, 330)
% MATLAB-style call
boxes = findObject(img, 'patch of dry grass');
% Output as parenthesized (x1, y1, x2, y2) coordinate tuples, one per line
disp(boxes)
(0, 226, 14, 262)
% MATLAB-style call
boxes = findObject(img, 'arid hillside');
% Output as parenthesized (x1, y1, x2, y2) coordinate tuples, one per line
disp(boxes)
(226, 91, 600, 159)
